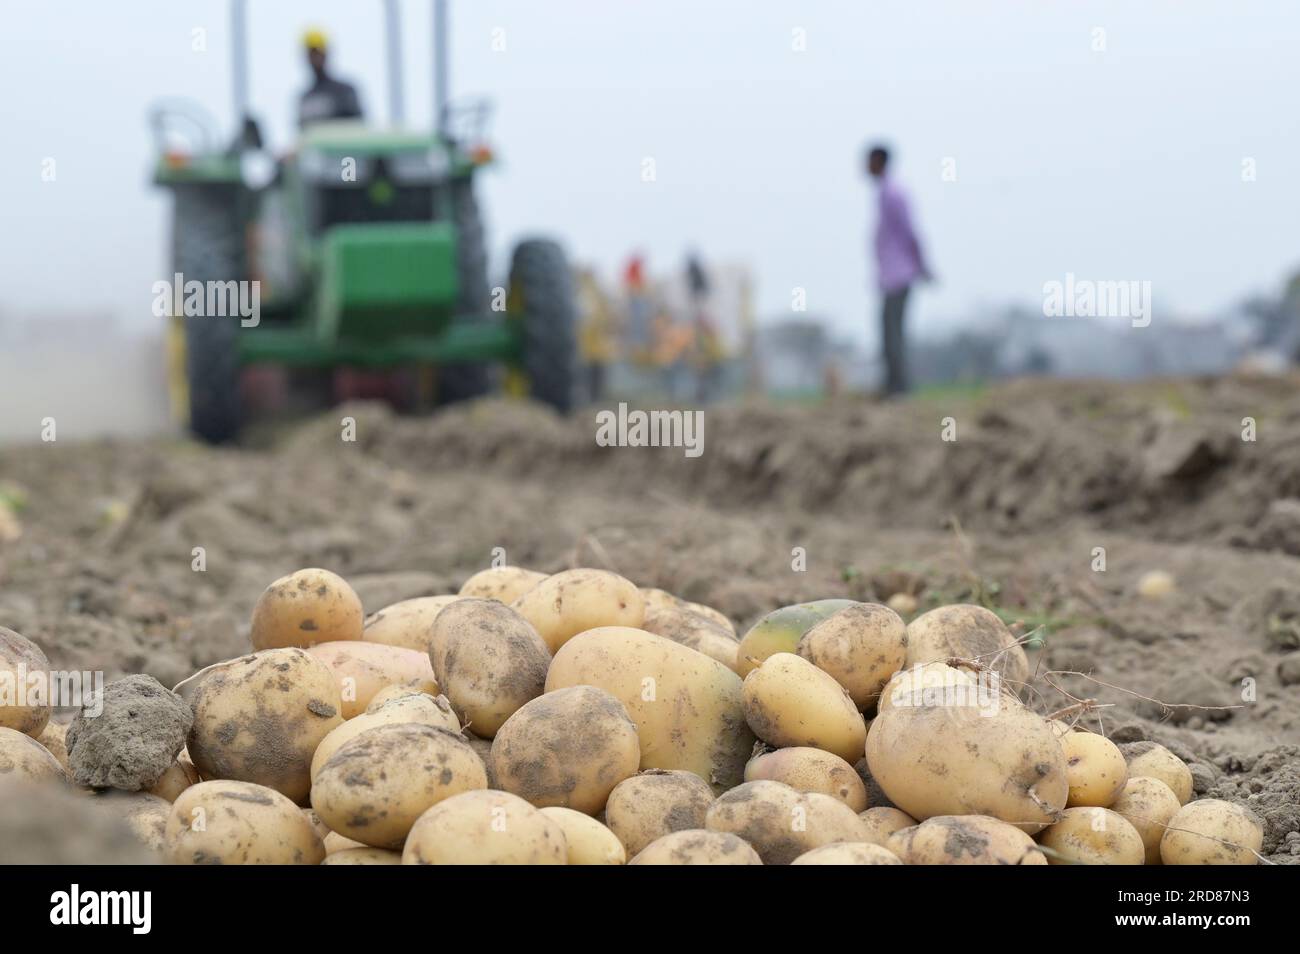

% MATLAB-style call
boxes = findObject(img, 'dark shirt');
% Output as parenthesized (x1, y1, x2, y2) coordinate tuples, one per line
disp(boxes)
(298, 75, 363, 128)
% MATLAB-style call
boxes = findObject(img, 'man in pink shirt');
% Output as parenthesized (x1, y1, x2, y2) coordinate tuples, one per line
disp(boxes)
(867, 144, 931, 396)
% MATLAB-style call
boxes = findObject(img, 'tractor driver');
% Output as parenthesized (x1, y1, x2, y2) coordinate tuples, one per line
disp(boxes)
(297, 29, 364, 128)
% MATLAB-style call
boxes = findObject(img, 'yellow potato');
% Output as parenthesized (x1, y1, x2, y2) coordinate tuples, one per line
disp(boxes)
(186, 649, 343, 803)
(165, 780, 325, 864)
(1111, 776, 1181, 864)
(1038, 807, 1145, 865)
(745, 746, 868, 811)
(459, 566, 547, 604)
(1062, 731, 1127, 807)
(742, 653, 867, 763)
(545, 626, 754, 792)
(878, 661, 980, 713)
(512, 568, 645, 653)
(604, 769, 716, 857)
(306, 640, 438, 719)
(858, 806, 917, 848)
(705, 780, 871, 865)
(1160, 799, 1263, 866)
(1121, 741, 1194, 805)
(323, 831, 365, 854)
(0, 626, 52, 737)
(302, 807, 330, 842)
(250, 568, 363, 650)
(797, 602, 908, 709)
(629, 829, 763, 866)
(640, 605, 740, 673)
(888, 815, 1047, 865)
(402, 789, 567, 865)
(364, 684, 436, 711)
(311, 723, 487, 849)
(361, 595, 460, 651)
(310, 691, 460, 778)
(791, 842, 902, 865)
(95, 791, 171, 853)
(540, 807, 626, 864)
(37, 720, 69, 770)
(639, 588, 735, 636)
(737, 599, 857, 678)
(147, 754, 201, 802)
(321, 847, 402, 865)
(904, 604, 1029, 687)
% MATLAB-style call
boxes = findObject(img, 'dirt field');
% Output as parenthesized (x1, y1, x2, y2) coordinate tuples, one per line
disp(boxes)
(2, 375, 1297, 862)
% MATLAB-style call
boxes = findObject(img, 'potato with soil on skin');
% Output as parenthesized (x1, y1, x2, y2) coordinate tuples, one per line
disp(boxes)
(791, 842, 902, 865)
(489, 685, 640, 814)
(165, 779, 325, 865)
(186, 648, 343, 804)
(705, 780, 871, 865)
(629, 829, 763, 866)
(37, 720, 69, 770)
(737, 599, 857, 678)
(866, 693, 1067, 833)
(322, 847, 402, 865)
(311, 722, 487, 849)
(745, 746, 868, 811)
(1160, 799, 1263, 866)
(402, 789, 566, 865)
(0, 725, 67, 785)
(888, 815, 1047, 865)
(904, 604, 1029, 688)
(0, 626, 52, 737)
(1037, 807, 1145, 865)
(797, 602, 908, 710)
(604, 768, 716, 857)
(1120, 741, 1194, 805)
(540, 807, 626, 864)
(742, 653, 867, 763)
(95, 791, 172, 853)
(429, 598, 551, 738)
(512, 568, 645, 653)
(640, 604, 740, 673)
(361, 595, 460, 651)
(545, 626, 754, 793)
(640, 588, 735, 636)
(858, 806, 917, 847)
(323, 831, 366, 854)
(878, 661, 979, 712)
(459, 566, 547, 604)
(306, 640, 438, 719)
(309, 691, 460, 778)
(250, 568, 363, 651)
(1111, 776, 1181, 864)
(148, 754, 201, 802)
(1062, 731, 1127, 808)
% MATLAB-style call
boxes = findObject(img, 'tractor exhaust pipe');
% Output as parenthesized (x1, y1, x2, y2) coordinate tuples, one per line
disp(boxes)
(433, 0, 449, 135)
(384, 0, 406, 125)
(230, 0, 249, 129)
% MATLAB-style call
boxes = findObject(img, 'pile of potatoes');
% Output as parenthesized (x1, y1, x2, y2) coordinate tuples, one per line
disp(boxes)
(0, 574, 1267, 865)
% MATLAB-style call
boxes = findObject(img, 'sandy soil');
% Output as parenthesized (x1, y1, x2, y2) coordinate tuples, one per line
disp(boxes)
(1, 375, 1297, 862)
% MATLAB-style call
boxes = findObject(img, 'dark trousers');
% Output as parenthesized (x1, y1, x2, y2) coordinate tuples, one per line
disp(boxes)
(880, 286, 911, 396)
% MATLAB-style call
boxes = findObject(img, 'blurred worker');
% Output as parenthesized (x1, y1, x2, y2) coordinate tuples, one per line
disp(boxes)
(685, 253, 724, 402)
(576, 268, 618, 403)
(866, 144, 931, 396)
(298, 29, 364, 128)
(623, 254, 653, 364)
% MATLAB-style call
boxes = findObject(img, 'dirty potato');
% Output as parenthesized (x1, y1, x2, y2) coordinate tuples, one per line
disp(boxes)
(512, 568, 645, 653)
(402, 789, 566, 865)
(37, 720, 69, 770)
(858, 806, 917, 847)
(489, 685, 640, 814)
(737, 599, 857, 677)
(186, 649, 343, 803)
(1062, 731, 1127, 807)
(1121, 741, 1194, 805)
(311, 723, 487, 849)
(429, 599, 551, 738)
(459, 566, 547, 604)
(745, 746, 868, 811)
(888, 815, 1047, 865)
(1160, 799, 1263, 865)
(250, 568, 363, 650)
(797, 602, 908, 710)
(791, 842, 902, 865)
(1111, 776, 1181, 864)
(148, 754, 201, 801)
(540, 807, 626, 864)
(165, 779, 325, 864)
(742, 653, 867, 763)
(705, 780, 871, 865)
(878, 661, 979, 712)
(0, 626, 51, 737)
(904, 604, 1029, 687)
(629, 829, 763, 866)
(321, 847, 402, 865)
(0, 726, 67, 785)
(604, 768, 716, 857)
(640, 604, 740, 672)
(640, 588, 735, 636)
(1038, 807, 1145, 865)
(310, 691, 460, 777)
(96, 791, 172, 853)
(361, 595, 460, 651)
(306, 640, 438, 719)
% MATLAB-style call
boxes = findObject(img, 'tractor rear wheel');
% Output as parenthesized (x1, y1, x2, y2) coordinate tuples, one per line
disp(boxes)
(436, 177, 493, 405)
(510, 238, 577, 414)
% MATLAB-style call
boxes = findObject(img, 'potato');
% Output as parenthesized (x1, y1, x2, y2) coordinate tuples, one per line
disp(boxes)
(904, 604, 1029, 687)
(459, 566, 547, 604)
(302, 807, 330, 842)
(640, 588, 735, 636)
(429, 599, 551, 738)
(323, 831, 365, 854)
(604, 768, 716, 856)
(866, 694, 1067, 832)
(737, 599, 857, 677)
(1160, 799, 1263, 866)
(629, 829, 763, 866)
(682, 601, 734, 636)
(705, 780, 871, 865)
(165, 779, 325, 864)
(745, 746, 867, 811)
(250, 568, 363, 650)
(546, 626, 754, 792)
(791, 842, 902, 865)
(1062, 731, 1127, 807)
(310, 691, 460, 778)
(540, 807, 626, 864)
(185, 649, 342, 803)
(796, 602, 908, 709)
(361, 595, 460, 651)
(321, 847, 402, 865)
(0, 626, 52, 737)
(1111, 776, 1181, 864)
(402, 789, 566, 865)
(1037, 807, 1145, 865)
(0, 727, 67, 786)
(365, 684, 436, 711)
(512, 568, 645, 653)
(37, 719, 69, 770)
(148, 754, 201, 802)
(1120, 741, 1194, 805)
(888, 815, 1047, 865)
(97, 791, 171, 853)
(886, 592, 918, 617)
(306, 640, 438, 719)
(489, 686, 640, 813)
(878, 661, 979, 713)
(311, 723, 487, 849)
(640, 605, 740, 673)
(858, 806, 917, 847)
(464, 733, 496, 786)
(742, 653, 866, 763)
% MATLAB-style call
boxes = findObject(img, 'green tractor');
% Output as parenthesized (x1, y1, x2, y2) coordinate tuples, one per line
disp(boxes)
(152, 1, 576, 443)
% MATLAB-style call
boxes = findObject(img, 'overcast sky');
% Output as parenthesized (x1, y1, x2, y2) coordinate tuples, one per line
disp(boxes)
(3, 0, 1297, 344)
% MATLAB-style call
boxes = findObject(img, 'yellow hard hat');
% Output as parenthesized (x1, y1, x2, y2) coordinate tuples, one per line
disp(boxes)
(303, 28, 329, 51)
